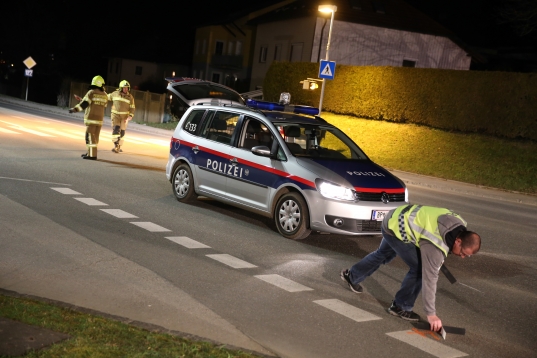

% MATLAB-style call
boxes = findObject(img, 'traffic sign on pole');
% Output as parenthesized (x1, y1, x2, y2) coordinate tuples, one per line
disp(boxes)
(319, 60, 336, 80)
(24, 69, 33, 77)
(23, 57, 37, 69)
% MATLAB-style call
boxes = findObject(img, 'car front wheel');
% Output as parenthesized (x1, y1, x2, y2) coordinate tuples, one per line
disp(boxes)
(172, 163, 197, 202)
(274, 192, 311, 240)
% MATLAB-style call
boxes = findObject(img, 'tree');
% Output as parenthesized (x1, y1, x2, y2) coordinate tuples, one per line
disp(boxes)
(496, 0, 537, 36)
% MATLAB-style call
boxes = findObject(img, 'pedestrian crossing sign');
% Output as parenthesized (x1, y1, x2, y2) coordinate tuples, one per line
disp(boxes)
(319, 60, 336, 80)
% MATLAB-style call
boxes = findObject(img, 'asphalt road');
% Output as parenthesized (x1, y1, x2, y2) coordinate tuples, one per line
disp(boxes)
(1, 98, 536, 358)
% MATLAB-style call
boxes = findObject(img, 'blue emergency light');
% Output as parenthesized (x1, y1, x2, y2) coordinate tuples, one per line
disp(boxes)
(246, 99, 319, 116)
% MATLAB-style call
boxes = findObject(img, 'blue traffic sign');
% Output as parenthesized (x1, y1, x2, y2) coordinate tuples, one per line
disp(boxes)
(319, 60, 336, 80)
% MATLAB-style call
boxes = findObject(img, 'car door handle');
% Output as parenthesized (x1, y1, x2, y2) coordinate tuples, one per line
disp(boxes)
(229, 157, 238, 166)
(192, 146, 199, 154)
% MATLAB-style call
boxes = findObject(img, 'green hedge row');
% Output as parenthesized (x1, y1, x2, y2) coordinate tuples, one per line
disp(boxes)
(263, 62, 537, 141)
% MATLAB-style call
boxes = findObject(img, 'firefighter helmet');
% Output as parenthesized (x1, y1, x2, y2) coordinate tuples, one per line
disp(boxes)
(91, 75, 105, 87)
(119, 80, 130, 89)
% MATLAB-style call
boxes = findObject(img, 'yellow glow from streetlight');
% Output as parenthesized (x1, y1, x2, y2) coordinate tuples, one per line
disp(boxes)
(318, 5, 337, 13)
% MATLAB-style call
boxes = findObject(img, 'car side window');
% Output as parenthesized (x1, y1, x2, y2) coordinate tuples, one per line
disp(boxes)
(201, 110, 239, 145)
(238, 117, 274, 150)
(181, 110, 205, 136)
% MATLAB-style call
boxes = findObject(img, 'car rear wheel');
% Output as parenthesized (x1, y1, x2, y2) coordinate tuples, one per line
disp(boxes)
(172, 163, 197, 202)
(274, 192, 311, 240)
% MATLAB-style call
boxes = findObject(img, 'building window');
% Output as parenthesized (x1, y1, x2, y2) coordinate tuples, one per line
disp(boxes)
(402, 59, 416, 67)
(289, 43, 303, 62)
(135, 66, 142, 75)
(228, 41, 234, 55)
(274, 44, 282, 61)
(259, 46, 268, 63)
(235, 41, 242, 55)
(202, 40, 207, 54)
(215, 41, 224, 55)
(200, 70, 204, 80)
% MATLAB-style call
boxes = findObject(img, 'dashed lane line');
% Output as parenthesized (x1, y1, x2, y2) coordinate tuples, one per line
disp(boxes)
(100, 209, 139, 219)
(130, 222, 171, 232)
(313, 299, 382, 322)
(386, 330, 468, 358)
(51, 188, 82, 195)
(165, 236, 211, 249)
(255, 274, 313, 292)
(7, 125, 54, 137)
(74, 198, 108, 206)
(0, 127, 20, 134)
(37, 127, 81, 139)
(206, 254, 257, 269)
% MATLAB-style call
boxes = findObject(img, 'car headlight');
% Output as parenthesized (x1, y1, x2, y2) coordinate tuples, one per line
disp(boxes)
(315, 179, 355, 201)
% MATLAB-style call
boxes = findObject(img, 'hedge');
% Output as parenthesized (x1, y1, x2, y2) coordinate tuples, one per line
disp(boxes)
(263, 62, 537, 141)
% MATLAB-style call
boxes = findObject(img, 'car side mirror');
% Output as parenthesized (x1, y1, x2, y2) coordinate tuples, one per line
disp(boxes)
(251, 145, 272, 157)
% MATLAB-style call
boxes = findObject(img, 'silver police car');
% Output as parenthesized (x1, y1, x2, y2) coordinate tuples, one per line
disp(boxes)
(166, 94, 408, 240)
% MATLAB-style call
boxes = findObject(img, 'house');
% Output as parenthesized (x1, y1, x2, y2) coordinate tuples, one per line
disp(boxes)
(106, 57, 189, 92)
(248, 0, 475, 90)
(191, 0, 295, 93)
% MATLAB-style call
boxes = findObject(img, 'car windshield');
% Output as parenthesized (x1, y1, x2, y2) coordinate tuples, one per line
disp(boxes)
(275, 123, 369, 160)
(173, 83, 244, 104)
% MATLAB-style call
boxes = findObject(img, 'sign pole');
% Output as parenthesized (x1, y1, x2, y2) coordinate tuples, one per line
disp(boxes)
(25, 77, 29, 101)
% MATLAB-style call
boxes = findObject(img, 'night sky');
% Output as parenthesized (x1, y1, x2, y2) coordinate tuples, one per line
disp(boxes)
(1, 0, 534, 104)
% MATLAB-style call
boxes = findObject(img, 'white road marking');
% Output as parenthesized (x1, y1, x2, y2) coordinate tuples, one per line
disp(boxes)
(11, 115, 49, 123)
(37, 127, 81, 139)
(386, 330, 468, 358)
(255, 274, 313, 292)
(8, 125, 54, 136)
(129, 136, 170, 146)
(51, 187, 82, 195)
(207, 254, 257, 269)
(165, 236, 211, 248)
(0, 177, 71, 185)
(313, 299, 382, 322)
(100, 209, 138, 218)
(0, 127, 20, 134)
(130, 222, 171, 232)
(74, 198, 108, 206)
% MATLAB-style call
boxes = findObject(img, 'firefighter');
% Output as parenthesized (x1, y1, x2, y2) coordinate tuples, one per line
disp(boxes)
(108, 80, 135, 153)
(69, 75, 108, 160)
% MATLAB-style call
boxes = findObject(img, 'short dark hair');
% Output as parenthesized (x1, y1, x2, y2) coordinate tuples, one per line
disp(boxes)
(459, 230, 481, 252)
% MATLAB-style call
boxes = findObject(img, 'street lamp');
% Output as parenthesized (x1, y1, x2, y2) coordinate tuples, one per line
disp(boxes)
(317, 4, 337, 116)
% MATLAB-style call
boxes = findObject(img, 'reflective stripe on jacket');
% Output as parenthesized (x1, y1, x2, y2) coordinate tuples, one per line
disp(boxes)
(108, 90, 135, 120)
(386, 205, 467, 257)
(76, 89, 108, 124)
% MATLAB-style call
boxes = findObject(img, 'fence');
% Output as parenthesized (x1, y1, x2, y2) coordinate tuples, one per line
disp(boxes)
(69, 82, 166, 123)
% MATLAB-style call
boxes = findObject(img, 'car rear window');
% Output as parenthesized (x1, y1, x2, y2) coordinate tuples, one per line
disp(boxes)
(173, 83, 244, 104)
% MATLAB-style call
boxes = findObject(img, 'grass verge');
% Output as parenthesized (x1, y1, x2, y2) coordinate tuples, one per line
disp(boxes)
(0, 294, 264, 358)
(139, 113, 537, 194)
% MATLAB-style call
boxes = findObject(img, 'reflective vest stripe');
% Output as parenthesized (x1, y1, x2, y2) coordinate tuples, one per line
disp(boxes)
(111, 110, 130, 115)
(84, 119, 103, 125)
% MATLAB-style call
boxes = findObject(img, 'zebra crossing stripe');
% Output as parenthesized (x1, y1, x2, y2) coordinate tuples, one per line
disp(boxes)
(386, 330, 468, 358)
(255, 274, 313, 292)
(51, 187, 82, 195)
(165, 236, 211, 249)
(313, 299, 382, 322)
(207, 254, 257, 269)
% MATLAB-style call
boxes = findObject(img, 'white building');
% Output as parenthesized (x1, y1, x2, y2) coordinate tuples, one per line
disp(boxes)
(249, 0, 473, 90)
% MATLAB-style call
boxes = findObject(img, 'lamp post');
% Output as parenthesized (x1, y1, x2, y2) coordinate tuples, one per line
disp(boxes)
(318, 5, 337, 116)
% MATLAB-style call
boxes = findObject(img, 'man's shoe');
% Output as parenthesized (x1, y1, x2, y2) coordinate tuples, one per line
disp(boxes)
(387, 301, 420, 321)
(340, 269, 363, 293)
(82, 155, 97, 160)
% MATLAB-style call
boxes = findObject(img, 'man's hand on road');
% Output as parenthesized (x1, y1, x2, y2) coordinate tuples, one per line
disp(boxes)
(427, 314, 442, 332)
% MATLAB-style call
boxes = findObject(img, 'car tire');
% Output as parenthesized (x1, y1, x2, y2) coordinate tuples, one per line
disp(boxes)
(274, 192, 311, 240)
(172, 163, 197, 202)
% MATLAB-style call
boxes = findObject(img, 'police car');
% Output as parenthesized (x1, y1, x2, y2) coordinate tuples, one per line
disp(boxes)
(165, 92, 408, 240)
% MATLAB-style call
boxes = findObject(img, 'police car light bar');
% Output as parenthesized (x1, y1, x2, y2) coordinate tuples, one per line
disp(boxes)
(246, 99, 320, 116)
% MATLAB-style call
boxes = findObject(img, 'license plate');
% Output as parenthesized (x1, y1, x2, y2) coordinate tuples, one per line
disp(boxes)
(371, 210, 389, 221)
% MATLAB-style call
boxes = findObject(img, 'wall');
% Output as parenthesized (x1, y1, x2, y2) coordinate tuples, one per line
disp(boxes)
(312, 19, 471, 70)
